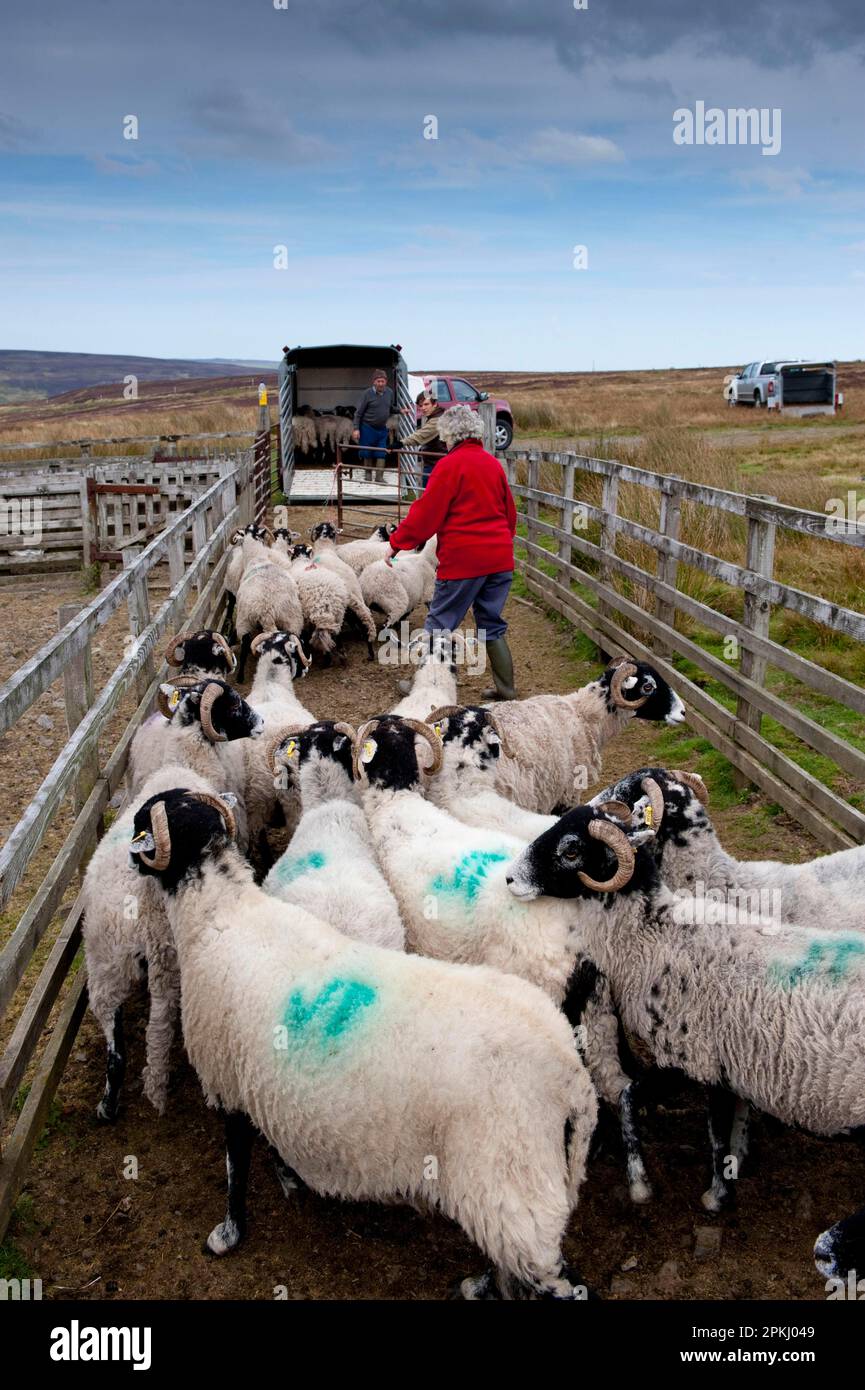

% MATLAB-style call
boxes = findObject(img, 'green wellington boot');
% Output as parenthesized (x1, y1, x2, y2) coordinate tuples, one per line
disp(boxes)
(481, 635, 517, 700)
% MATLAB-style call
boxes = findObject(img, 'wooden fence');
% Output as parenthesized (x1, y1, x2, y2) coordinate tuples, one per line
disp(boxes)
(505, 448, 865, 852)
(1, 453, 251, 575)
(0, 447, 266, 1238)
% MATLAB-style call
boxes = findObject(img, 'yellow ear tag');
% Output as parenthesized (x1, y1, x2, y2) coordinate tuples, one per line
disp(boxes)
(131, 831, 149, 846)
(168, 690, 181, 711)
(433, 723, 442, 737)
(361, 739, 376, 763)
(285, 739, 297, 759)
(644, 804, 654, 827)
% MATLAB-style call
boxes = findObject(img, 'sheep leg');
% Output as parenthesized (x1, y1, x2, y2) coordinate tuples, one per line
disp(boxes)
(814, 1205, 865, 1283)
(141, 966, 179, 1115)
(701, 1084, 739, 1212)
(236, 633, 253, 684)
(268, 1143, 303, 1199)
(205, 1110, 255, 1256)
(95, 1007, 126, 1123)
(563, 961, 652, 1204)
(223, 593, 237, 646)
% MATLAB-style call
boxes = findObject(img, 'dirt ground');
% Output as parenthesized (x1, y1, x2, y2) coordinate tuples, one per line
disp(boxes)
(1, 506, 856, 1301)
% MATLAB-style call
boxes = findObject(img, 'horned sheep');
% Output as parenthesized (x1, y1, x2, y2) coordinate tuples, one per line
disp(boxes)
(507, 806, 865, 1285)
(129, 787, 598, 1299)
(488, 658, 686, 814)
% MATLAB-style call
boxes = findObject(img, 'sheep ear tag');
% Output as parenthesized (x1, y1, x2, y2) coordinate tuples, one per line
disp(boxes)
(433, 723, 443, 737)
(130, 831, 155, 854)
(284, 739, 297, 760)
(360, 738, 377, 764)
(168, 689, 181, 712)
(643, 803, 654, 828)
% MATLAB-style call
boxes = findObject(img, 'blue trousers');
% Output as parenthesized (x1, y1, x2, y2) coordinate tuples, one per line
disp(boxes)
(358, 422, 388, 461)
(424, 571, 513, 641)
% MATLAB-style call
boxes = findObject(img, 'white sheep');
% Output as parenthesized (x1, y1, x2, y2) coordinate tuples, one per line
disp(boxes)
(235, 541, 304, 681)
(353, 713, 652, 1202)
(488, 657, 686, 814)
(129, 787, 597, 1299)
(82, 680, 263, 1119)
(264, 721, 405, 950)
(334, 526, 397, 577)
(288, 549, 376, 663)
(590, 765, 865, 933)
(308, 521, 379, 628)
(241, 631, 315, 876)
(389, 636, 458, 722)
(127, 629, 237, 795)
(507, 805, 865, 1285)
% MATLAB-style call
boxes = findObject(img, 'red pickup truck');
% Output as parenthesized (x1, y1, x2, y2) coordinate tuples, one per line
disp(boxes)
(412, 373, 514, 450)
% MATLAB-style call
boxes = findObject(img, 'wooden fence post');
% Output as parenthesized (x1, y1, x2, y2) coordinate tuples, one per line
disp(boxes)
(57, 604, 102, 869)
(192, 510, 208, 596)
(733, 495, 777, 787)
(167, 531, 185, 591)
(597, 466, 620, 655)
(654, 477, 683, 655)
(526, 453, 540, 560)
(478, 400, 497, 454)
(558, 457, 576, 580)
(123, 547, 154, 702)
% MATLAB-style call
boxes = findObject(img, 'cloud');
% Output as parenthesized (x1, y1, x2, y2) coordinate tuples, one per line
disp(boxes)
(522, 128, 625, 165)
(0, 111, 41, 151)
(91, 154, 161, 178)
(184, 89, 335, 165)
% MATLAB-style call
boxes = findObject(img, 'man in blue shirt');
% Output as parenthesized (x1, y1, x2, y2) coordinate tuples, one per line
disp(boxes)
(352, 369, 398, 483)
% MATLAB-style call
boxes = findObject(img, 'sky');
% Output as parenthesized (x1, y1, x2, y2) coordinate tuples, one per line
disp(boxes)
(1, 0, 864, 371)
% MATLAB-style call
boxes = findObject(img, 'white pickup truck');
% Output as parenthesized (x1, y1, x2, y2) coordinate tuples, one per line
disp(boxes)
(726, 360, 839, 415)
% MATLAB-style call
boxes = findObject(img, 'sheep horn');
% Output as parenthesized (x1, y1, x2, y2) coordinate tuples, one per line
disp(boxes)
(198, 681, 227, 743)
(578, 818, 636, 893)
(427, 704, 465, 731)
(353, 717, 383, 782)
(157, 684, 178, 719)
(288, 635, 311, 669)
(163, 633, 186, 667)
(595, 799, 633, 824)
(138, 799, 171, 872)
(260, 527, 275, 544)
(610, 661, 650, 710)
(640, 776, 665, 827)
(399, 718, 443, 775)
(266, 722, 312, 776)
(672, 769, 709, 805)
(250, 631, 273, 656)
(229, 528, 245, 545)
(187, 790, 237, 841)
(211, 631, 237, 671)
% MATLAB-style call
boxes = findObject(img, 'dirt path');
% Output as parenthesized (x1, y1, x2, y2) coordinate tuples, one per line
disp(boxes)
(2, 510, 847, 1301)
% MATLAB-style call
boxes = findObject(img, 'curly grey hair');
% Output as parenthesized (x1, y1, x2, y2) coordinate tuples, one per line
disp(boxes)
(438, 404, 484, 448)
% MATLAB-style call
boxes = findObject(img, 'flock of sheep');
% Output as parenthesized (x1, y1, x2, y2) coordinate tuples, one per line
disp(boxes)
(292, 406, 403, 463)
(78, 520, 865, 1300)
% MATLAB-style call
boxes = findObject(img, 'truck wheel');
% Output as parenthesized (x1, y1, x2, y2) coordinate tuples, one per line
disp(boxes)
(495, 417, 513, 450)
(753, 392, 763, 408)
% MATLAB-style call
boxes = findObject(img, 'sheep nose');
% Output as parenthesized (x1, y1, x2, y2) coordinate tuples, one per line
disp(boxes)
(505, 875, 514, 885)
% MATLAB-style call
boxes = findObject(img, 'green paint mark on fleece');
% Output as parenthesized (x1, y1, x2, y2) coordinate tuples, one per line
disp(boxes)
(283, 979, 376, 1048)
(432, 849, 510, 904)
(273, 850, 326, 886)
(769, 936, 865, 990)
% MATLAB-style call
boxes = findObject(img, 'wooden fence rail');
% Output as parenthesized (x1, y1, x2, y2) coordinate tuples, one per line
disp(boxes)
(505, 448, 865, 852)
(0, 443, 268, 1237)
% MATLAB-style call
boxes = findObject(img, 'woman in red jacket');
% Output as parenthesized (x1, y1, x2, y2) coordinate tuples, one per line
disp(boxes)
(388, 404, 517, 699)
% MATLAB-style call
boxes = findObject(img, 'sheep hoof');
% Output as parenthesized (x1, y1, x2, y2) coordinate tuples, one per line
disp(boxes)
(95, 1096, 118, 1124)
(629, 1177, 653, 1205)
(204, 1218, 244, 1257)
(700, 1185, 727, 1213)
(453, 1271, 499, 1300)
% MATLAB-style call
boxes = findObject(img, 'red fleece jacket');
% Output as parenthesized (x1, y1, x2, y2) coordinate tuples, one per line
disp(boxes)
(389, 439, 516, 580)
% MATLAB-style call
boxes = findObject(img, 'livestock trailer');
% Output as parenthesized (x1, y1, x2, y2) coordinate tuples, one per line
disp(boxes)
(766, 361, 838, 415)
(277, 343, 415, 496)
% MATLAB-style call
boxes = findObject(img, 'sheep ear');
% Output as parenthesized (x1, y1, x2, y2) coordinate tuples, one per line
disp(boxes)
(130, 830, 155, 854)
(218, 792, 238, 808)
(333, 734, 348, 751)
(359, 737, 378, 765)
